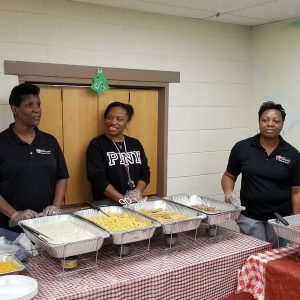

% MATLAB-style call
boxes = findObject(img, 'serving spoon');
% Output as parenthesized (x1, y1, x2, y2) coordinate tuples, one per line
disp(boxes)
(274, 212, 289, 226)
(86, 201, 110, 217)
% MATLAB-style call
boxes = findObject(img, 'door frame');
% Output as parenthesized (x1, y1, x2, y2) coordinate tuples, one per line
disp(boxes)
(4, 60, 180, 197)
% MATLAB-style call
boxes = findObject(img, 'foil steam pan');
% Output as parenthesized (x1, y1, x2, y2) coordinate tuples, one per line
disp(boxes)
(166, 194, 245, 225)
(19, 214, 109, 258)
(0, 254, 25, 275)
(74, 206, 161, 245)
(128, 199, 206, 234)
(268, 214, 300, 244)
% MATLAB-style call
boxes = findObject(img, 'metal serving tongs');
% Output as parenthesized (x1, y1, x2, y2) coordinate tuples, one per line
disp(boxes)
(19, 223, 53, 243)
(86, 201, 110, 217)
(274, 212, 289, 226)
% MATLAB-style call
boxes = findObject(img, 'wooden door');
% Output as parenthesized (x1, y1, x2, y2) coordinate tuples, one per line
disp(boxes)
(62, 87, 98, 205)
(127, 90, 158, 195)
(39, 86, 98, 205)
(39, 86, 158, 206)
(38, 86, 63, 148)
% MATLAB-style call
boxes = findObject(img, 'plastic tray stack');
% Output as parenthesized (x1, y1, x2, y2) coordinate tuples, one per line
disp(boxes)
(166, 194, 245, 225)
(19, 214, 109, 258)
(74, 206, 161, 245)
(268, 214, 300, 243)
(128, 199, 206, 234)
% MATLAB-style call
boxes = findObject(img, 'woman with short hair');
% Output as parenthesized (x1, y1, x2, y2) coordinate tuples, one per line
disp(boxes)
(221, 101, 300, 247)
(0, 83, 69, 240)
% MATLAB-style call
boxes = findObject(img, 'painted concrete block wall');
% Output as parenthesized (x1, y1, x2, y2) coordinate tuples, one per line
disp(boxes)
(0, 0, 251, 198)
(251, 18, 300, 152)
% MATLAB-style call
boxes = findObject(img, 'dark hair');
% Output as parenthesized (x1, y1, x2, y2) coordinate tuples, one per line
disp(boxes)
(9, 83, 40, 107)
(104, 102, 134, 121)
(258, 101, 286, 122)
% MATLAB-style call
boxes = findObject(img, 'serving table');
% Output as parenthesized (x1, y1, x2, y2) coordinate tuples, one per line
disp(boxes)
(23, 226, 269, 300)
(237, 245, 298, 300)
(265, 250, 300, 300)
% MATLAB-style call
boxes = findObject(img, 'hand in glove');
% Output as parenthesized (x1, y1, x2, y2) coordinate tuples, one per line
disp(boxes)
(42, 205, 62, 216)
(224, 192, 241, 206)
(124, 189, 143, 203)
(9, 209, 38, 227)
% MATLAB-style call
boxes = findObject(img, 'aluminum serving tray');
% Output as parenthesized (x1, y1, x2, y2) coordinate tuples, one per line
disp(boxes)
(268, 214, 300, 243)
(128, 199, 206, 234)
(19, 214, 109, 258)
(74, 206, 161, 245)
(166, 194, 245, 225)
(0, 254, 25, 275)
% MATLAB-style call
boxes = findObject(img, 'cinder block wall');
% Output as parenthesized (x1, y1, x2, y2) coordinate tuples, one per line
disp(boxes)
(0, 0, 251, 198)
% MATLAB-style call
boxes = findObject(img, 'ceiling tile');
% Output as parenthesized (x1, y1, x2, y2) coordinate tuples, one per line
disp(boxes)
(210, 13, 270, 26)
(137, 0, 273, 13)
(231, 0, 300, 20)
(69, 0, 300, 26)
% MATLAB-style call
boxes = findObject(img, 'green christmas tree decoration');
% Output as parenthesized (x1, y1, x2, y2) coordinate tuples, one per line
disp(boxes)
(91, 68, 109, 94)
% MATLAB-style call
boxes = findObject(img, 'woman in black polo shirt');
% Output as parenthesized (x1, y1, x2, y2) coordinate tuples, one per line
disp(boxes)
(0, 84, 69, 240)
(86, 102, 150, 206)
(221, 101, 300, 248)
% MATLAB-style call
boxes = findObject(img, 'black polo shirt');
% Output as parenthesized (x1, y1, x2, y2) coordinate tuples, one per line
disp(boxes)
(226, 134, 300, 221)
(0, 124, 69, 230)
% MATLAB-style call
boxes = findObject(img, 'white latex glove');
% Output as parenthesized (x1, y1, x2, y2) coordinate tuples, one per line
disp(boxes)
(124, 189, 143, 203)
(9, 209, 38, 227)
(224, 192, 241, 206)
(42, 205, 62, 216)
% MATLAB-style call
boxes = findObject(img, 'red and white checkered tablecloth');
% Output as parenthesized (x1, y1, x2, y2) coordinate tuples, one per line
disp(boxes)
(23, 226, 269, 300)
(237, 244, 299, 300)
